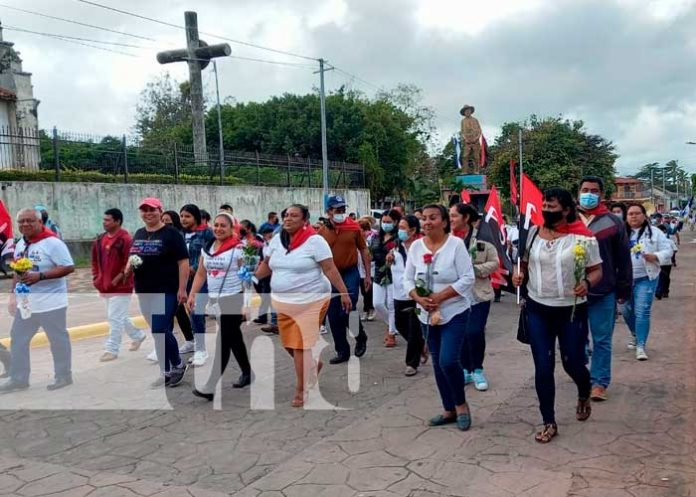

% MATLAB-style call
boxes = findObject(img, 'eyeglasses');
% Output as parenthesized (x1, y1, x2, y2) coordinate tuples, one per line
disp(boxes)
(17, 219, 38, 224)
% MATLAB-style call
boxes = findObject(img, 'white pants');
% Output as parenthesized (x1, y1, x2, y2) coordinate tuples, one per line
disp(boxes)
(104, 295, 145, 355)
(373, 283, 397, 335)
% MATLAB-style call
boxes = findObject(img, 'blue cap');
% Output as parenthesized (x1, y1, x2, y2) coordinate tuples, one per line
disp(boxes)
(327, 195, 346, 208)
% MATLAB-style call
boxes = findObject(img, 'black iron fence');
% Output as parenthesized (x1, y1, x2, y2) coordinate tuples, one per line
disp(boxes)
(0, 126, 366, 189)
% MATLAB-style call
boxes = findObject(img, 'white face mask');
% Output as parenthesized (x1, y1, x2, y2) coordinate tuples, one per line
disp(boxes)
(333, 214, 346, 224)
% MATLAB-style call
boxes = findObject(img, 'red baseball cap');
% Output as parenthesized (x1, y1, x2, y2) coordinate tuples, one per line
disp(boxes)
(139, 197, 163, 210)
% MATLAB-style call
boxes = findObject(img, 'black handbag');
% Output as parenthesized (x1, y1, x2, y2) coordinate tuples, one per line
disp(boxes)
(516, 300, 530, 344)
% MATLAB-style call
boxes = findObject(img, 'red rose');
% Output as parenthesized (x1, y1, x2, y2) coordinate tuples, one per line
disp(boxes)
(423, 253, 433, 264)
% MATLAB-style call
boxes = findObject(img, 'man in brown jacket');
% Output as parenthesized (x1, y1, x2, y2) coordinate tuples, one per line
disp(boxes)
(318, 195, 372, 364)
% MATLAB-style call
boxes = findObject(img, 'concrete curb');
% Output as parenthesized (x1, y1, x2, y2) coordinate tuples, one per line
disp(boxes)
(0, 316, 149, 349)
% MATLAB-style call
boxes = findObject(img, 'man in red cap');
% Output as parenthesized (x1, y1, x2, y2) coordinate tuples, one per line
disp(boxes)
(127, 197, 190, 388)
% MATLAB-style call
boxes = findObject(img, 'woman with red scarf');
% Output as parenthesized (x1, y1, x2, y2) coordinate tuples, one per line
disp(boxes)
(512, 188, 603, 443)
(255, 204, 351, 407)
(188, 212, 251, 401)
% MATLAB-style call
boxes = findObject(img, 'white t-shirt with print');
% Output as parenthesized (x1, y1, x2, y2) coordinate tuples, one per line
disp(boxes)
(526, 231, 602, 307)
(267, 234, 333, 304)
(14, 237, 74, 313)
(202, 247, 244, 297)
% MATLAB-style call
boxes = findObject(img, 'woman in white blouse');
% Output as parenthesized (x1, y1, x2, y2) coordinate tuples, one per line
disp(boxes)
(188, 212, 251, 401)
(404, 204, 475, 431)
(623, 203, 673, 361)
(255, 204, 351, 408)
(512, 188, 603, 444)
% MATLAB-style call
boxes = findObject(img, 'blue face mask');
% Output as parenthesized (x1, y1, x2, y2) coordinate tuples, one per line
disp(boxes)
(381, 222, 394, 232)
(398, 229, 409, 242)
(579, 192, 600, 209)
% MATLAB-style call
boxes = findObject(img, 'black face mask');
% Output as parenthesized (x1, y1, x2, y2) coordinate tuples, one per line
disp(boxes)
(542, 210, 564, 228)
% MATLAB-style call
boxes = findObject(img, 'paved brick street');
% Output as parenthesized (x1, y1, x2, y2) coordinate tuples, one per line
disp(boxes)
(0, 234, 694, 496)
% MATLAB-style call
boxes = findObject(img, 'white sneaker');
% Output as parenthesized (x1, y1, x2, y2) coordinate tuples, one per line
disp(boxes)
(627, 338, 636, 350)
(636, 346, 648, 361)
(179, 341, 195, 354)
(320, 325, 328, 335)
(146, 349, 158, 362)
(189, 351, 208, 367)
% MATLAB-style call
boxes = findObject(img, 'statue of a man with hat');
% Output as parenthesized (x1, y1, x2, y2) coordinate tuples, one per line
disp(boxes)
(460, 104, 482, 174)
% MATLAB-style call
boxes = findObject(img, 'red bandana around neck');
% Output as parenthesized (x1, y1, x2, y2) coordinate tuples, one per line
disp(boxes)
(27, 226, 57, 244)
(211, 236, 242, 256)
(333, 217, 361, 232)
(580, 204, 610, 217)
(194, 224, 209, 232)
(554, 220, 594, 237)
(453, 229, 469, 239)
(289, 225, 317, 251)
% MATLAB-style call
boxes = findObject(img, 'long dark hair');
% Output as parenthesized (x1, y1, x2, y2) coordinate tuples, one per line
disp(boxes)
(397, 214, 421, 262)
(162, 210, 183, 231)
(625, 202, 652, 240)
(280, 204, 310, 251)
(180, 204, 202, 225)
(542, 188, 578, 223)
(379, 209, 402, 242)
(422, 204, 451, 234)
(453, 203, 479, 230)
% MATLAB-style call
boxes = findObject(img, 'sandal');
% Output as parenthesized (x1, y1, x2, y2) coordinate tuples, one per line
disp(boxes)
(291, 390, 308, 408)
(576, 398, 592, 421)
(421, 345, 429, 365)
(534, 423, 558, 443)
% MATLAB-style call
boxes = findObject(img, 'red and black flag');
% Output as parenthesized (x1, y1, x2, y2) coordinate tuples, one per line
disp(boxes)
(517, 174, 544, 260)
(476, 186, 513, 287)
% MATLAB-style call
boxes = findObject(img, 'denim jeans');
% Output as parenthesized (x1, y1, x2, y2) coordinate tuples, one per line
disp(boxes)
(587, 292, 617, 388)
(622, 277, 658, 348)
(328, 265, 366, 357)
(460, 300, 491, 372)
(137, 293, 182, 373)
(104, 295, 146, 355)
(373, 283, 396, 334)
(526, 299, 591, 424)
(422, 309, 470, 411)
(10, 307, 72, 384)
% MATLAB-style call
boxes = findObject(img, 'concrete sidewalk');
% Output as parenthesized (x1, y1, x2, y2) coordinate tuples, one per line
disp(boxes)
(0, 233, 694, 496)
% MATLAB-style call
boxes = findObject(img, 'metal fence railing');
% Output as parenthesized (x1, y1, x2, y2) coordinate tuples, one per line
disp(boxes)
(0, 126, 366, 189)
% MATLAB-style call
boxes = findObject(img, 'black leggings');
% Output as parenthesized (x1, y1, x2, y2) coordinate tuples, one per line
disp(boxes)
(360, 278, 374, 312)
(175, 304, 194, 342)
(394, 299, 425, 369)
(656, 265, 672, 298)
(205, 294, 251, 388)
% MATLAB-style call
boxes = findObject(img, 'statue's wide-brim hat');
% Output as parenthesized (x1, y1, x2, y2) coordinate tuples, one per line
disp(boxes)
(460, 105, 475, 115)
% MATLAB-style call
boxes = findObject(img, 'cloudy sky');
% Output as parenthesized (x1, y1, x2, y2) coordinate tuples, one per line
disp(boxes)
(3, 0, 696, 176)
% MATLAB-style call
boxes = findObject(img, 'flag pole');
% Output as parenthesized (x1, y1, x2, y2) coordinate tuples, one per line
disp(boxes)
(517, 128, 523, 305)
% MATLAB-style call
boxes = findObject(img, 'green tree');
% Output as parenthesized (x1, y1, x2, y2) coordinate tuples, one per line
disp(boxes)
(486, 116, 618, 199)
(134, 73, 195, 148)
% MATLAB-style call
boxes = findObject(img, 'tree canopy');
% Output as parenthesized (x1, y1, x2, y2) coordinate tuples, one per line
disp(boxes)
(486, 116, 618, 199)
(134, 74, 431, 200)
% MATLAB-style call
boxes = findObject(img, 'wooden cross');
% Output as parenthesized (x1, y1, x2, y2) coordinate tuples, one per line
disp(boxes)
(156, 11, 230, 166)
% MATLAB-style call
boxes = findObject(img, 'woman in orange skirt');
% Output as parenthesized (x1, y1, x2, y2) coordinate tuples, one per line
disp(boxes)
(256, 204, 351, 407)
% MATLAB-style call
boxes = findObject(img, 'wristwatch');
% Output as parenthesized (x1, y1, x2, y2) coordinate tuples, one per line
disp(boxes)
(39, 272, 46, 281)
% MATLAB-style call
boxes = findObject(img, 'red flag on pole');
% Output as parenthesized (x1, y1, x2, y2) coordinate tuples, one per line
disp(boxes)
(476, 186, 513, 287)
(517, 174, 544, 260)
(0, 200, 13, 242)
(509, 160, 518, 206)
(460, 189, 471, 204)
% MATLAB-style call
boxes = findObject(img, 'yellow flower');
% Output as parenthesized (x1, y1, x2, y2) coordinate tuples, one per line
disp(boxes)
(10, 257, 33, 273)
(574, 245, 586, 258)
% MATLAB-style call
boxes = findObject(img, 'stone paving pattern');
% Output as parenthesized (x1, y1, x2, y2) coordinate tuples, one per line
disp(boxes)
(1, 235, 695, 496)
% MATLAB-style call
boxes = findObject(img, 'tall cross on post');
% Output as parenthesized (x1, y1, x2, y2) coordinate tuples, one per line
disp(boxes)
(156, 11, 230, 168)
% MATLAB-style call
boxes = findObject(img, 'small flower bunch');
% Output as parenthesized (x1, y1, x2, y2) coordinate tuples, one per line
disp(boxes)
(570, 238, 589, 322)
(128, 255, 143, 271)
(630, 241, 643, 259)
(416, 253, 441, 325)
(9, 257, 33, 275)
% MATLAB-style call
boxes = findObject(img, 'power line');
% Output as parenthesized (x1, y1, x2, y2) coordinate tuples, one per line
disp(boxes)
(226, 54, 316, 68)
(330, 65, 382, 91)
(2, 25, 150, 49)
(44, 34, 139, 57)
(74, 0, 319, 62)
(0, 2, 157, 42)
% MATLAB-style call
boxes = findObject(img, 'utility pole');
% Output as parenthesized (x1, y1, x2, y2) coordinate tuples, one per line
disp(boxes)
(213, 60, 225, 185)
(316, 58, 333, 209)
(650, 167, 654, 207)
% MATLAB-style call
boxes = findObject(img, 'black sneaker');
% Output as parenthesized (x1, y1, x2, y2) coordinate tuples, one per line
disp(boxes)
(151, 375, 170, 388)
(192, 387, 214, 401)
(253, 316, 268, 325)
(233, 372, 252, 388)
(354, 338, 367, 358)
(167, 363, 189, 388)
(329, 354, 350, 365)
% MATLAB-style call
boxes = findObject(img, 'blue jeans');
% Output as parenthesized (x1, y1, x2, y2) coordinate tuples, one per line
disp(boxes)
(137, 293, 182, 373)
(10, 307, 72, 384)
(188, 279, 208, 352)
(588, 292, 617, 388)
(422, 309, 470, 411)
(526, 299, 591, 424)
(460, 300, 491, 372)
(328, 266, 366, 357)
(622, 277, 658, 348)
